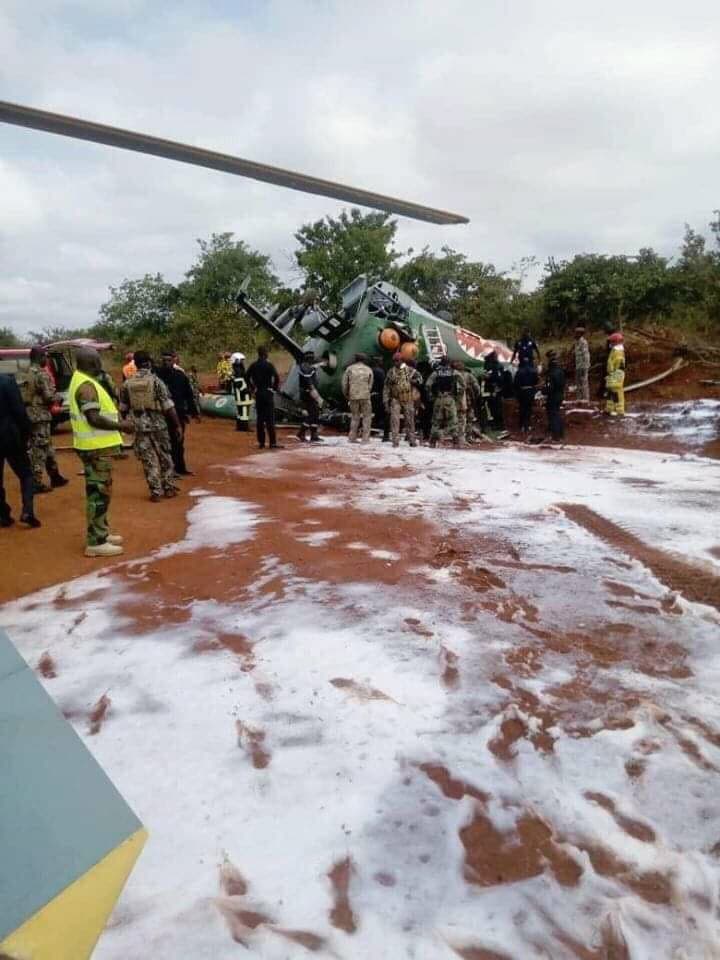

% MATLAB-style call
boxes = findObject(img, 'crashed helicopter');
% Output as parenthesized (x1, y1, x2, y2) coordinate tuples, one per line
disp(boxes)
(232, 274, 513, 416)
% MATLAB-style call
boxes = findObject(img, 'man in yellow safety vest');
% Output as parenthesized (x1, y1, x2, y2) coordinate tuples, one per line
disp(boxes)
(68, 349, 134, 557)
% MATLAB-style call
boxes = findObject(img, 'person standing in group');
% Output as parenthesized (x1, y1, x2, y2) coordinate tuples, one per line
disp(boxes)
(297, 351, 323, 443)
(23, 346, 68, 494)
(188, 366, 202, 411)
(119, 351, 180, 502)
(383, 352, 418, 448)
(574, 327, 591, 401)
(454, 360, 481, 444)
(544, 350, 566, 442)
(460, 365, 481, 444)
(122, 352, 137, 381)
(156, 350, 199, 475)
(605, 332, 626, 417)
(230, 352, 252, 433)
(426, 355, 462, 447)
(371, 358, 389, 442)
(511, 328, 541, 367)
(514, 357, 539, 436)
(416, 361, 434, 443)
(68, 348, 133, 557)
(216, 353, 232, 393)
(0, 373, 39, 528)
(246, 346, 282, 450)
(342, 353, 374, 443)
(483, 351, 506, 432)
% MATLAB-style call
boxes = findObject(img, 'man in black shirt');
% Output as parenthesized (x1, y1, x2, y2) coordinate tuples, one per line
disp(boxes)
(511, 328, 541, 368)
(514, 358, 539, 435)
(156, 351, 199, 475)
(483, 351, 505, 431)
(246, 346, 282, 450)
(0, 373, 39, 527)
(544, 350, 566, 441)
(297, 351, 323, 443)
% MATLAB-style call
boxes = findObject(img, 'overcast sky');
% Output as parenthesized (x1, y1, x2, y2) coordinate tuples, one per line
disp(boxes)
(1, 0, 718, 335)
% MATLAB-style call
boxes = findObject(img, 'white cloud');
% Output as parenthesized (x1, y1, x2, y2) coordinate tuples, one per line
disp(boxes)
(1, 0, 719, 334)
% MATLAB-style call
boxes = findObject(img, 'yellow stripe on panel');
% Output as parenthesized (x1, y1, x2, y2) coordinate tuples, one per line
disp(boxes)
(0, 828, 147, 960)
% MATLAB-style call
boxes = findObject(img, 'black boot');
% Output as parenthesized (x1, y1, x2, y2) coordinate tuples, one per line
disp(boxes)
(310, 427, 323, 443)
(20, 513, 41, 528)
(297, 426, 309, 442)
(0, 513, 13, 528)
(33, 482, 52, 494)
(49, 470, 69, 488)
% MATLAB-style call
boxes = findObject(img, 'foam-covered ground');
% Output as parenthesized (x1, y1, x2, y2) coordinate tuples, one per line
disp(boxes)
(2, 440, 720, 959)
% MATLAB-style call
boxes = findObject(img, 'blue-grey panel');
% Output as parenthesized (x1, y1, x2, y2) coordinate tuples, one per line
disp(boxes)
(0, 636, 25, 683)
(0, 631, 142, 940)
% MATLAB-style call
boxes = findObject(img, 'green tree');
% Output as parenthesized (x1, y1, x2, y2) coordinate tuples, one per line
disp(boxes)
(97, 274, 176, 341)
(177, 233, 278, 309)
(0, 326, 24, 347)
(394, 246, 540, 339)
(26, 324, 90, 344)
(668, 216, 720, 335)
(541, 252, 681, 334)
(294, 208, 403, 306)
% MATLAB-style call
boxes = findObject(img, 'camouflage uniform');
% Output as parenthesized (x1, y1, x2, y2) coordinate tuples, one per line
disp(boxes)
(426, 364, 462, 444)
(24, 363, 60, 486)
(574, 335, 590, 401)
(77, 450, 113, 546)
(119, 369, 177, 498)
(454, 372, 468, 442)
(342, 361, 374, 442)
(383, 364, 418, 446)
(460, 370, 481, 442)
(188, 370, 202, 411)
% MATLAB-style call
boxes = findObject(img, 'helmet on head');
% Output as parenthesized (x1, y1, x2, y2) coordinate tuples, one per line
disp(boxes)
(230, 352, 246, 363)
(608, 333, 624, 345)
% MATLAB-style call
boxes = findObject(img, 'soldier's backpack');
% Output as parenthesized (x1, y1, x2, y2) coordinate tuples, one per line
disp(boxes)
(126, 374, 159, 412)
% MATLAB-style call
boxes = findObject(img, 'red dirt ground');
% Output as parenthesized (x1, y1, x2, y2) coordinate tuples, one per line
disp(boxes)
(1, 375, 717, 605)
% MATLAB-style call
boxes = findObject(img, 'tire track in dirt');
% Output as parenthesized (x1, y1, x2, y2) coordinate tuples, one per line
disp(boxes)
(558, 503, 720, 612)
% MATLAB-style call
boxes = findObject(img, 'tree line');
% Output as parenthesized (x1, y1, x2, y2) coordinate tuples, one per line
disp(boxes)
(5, 207, 718, 360)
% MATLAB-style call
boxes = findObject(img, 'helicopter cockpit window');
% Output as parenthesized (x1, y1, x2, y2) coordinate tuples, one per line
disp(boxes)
(367, 286, 409, 323)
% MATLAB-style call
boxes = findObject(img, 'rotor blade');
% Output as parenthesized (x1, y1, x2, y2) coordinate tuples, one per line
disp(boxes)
(0, 100, 469, 226)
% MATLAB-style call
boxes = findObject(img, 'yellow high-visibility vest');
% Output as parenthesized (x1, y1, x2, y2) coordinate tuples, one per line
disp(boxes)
(68, 370, 123, 451)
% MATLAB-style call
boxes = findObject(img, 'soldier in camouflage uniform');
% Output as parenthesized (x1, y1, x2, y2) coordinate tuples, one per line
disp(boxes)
(454, 360, 481, 444)
(119, 351, 180, 501)
(425, 357, 463, 447)
(383, 353, 420, 447)
(342, 353, 374, 443)
(574, 326, 591, 402)
(23, 346, 68, 493)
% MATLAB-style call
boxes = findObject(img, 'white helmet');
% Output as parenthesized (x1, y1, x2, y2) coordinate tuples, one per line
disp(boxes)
(230, 352, 246, 363)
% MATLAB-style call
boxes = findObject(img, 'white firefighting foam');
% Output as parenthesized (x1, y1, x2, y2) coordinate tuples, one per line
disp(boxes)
(2, 442, 719, 959)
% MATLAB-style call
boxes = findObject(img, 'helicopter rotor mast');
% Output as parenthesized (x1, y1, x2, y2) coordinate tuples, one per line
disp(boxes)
(0, 99, 469, 226)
